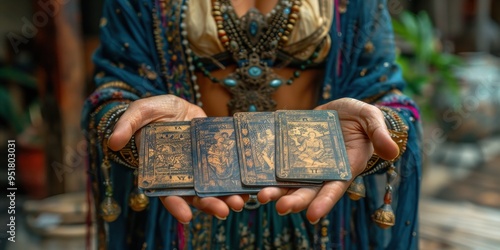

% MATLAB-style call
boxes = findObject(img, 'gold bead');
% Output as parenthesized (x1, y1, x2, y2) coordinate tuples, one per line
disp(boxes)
(129, 189, 150, 212)
(100, 197, 121, 222)
(364, 41, 375, 53)
(281, 36, 289, 43)
(379, 75, 388, 82)
(290, 13, 299, 20)
(218, 30, 227, 37)
(286, 24, 294, 31)
(220, 35, 229, 43)
(339, 0, 348, 14)
(372, 204, 395, 229)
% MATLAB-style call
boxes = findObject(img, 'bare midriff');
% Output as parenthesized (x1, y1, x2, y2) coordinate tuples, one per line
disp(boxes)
(197, 67, 324, 117)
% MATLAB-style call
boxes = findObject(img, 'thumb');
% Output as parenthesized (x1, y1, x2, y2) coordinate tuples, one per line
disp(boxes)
(358, 104, 399, 160)
(108, 95, 206, 151)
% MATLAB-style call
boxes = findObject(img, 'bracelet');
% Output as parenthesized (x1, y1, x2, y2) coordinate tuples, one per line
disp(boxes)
(97, 104, 139, 169)
(348, 106, 409, 229)
(361, 106, 408, 176)
(95, 81, 141, 96)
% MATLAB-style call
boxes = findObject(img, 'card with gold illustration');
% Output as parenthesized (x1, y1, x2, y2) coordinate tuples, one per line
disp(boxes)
(144, 188, 196, 197)
(191, 117, 259, 197)
(275, 110, 351, 181)
(234, 112, 322, 187)
(138, 122, 194, 190)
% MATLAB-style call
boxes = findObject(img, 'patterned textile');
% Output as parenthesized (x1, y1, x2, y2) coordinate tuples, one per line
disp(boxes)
(82, 0, 422, 249)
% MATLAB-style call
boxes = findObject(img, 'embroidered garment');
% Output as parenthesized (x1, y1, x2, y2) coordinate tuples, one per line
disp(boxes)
(82, 0, 422, 249)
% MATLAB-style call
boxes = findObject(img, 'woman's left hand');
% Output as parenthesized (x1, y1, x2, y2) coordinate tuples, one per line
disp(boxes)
(257, 98, 400, 224)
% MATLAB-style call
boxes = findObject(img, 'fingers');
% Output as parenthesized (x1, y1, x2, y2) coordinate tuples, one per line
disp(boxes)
(108, 95, 206, 151)
(160, 196, 193, 224)
(161, 195, 248, 223)
(219, 195, 247, 212)
(305, 180, 351, 223)
(257, 187, 289, 204)
(191, 196, 235, 220)
(274, 187, 321, 215)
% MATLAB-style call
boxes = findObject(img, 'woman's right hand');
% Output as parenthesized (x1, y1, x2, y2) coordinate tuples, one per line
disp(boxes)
(107, 94, 248, 224)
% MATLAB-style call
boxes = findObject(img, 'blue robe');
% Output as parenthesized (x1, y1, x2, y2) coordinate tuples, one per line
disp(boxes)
(82, 0, 422, 249)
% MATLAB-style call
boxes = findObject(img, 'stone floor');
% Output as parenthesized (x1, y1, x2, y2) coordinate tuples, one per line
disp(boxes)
(418, 134, 500, 249)
(2, 135, 500, 250)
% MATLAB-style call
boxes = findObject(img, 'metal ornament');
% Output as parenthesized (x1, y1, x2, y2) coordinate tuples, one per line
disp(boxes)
(372, 165, 398, 229)
(99, 156, 122, 222)
(212, 0, 302, 114)
(347, 176, 366, 200)
(372, 203, 395, 229)
(129, 187, 150, 212)
(100, 196, 122, 222)
(223, 52, 283, 113)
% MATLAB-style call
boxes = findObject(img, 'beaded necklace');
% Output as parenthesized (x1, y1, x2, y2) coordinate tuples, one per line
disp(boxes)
(166, 0, 322, 114)
(208, 0, 301, 114)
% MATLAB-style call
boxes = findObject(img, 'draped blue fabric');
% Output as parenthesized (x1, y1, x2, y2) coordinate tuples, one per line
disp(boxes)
(82, 0, 422, 249)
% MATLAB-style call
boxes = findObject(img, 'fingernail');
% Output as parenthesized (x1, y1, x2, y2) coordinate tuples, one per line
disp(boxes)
(106, 133, 113, 147)
(179, 220, 190, 225)
(214, 215, 227, 220)
(231, 207, 243, 213)
(278, 209, 292, 216)
(260, 198, 271, 205)
(309, 219, 320, 225)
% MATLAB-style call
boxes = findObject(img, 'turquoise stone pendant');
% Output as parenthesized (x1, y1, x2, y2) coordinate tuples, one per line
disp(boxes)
(221, 52, 285, 114)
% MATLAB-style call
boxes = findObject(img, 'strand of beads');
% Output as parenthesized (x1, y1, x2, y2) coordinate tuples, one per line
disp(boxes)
(192, 43, 323, 87)
(179, 0, 203, 107)
(98, 105, 128, 222)
(280, 0, 302, 46)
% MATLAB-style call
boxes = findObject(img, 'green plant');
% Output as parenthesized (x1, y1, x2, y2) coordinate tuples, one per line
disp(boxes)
(0, 65, 40, 139)
(392, 11, 461, 119)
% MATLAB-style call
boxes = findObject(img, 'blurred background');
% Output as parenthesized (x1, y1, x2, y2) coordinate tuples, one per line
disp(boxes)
(0, 0, 499, 249)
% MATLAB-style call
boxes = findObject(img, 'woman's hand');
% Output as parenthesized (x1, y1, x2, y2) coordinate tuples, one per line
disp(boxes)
(257, 98, 400, 224)
(108, 95, 248, 224)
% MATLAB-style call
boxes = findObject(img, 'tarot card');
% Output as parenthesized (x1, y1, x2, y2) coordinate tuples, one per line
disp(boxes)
(191, 117, 259, 196)
(234, 112, 322, 187)
(144, 188, 196, 197)
(275, 110, 351, 181)
(138, 122, 194, 190)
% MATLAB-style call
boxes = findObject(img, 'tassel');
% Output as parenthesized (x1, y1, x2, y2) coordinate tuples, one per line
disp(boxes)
(372, 164, 397, 229)
(129, 170, 150, 212)
(100, 157, 122, 222)
(100, 196, 122, 222)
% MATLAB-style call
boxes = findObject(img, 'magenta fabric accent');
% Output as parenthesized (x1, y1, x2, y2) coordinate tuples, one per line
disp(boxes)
(379, 102, 421, 121)
(335, 0, 342, 76)
(178, 222, 185, 249)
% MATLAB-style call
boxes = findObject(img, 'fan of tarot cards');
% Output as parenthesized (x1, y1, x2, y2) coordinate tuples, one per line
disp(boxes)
(138, 110, 351, 197)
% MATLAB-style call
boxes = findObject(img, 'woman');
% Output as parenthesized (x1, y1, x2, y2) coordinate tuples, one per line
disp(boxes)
(82, 0, 422, 249)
